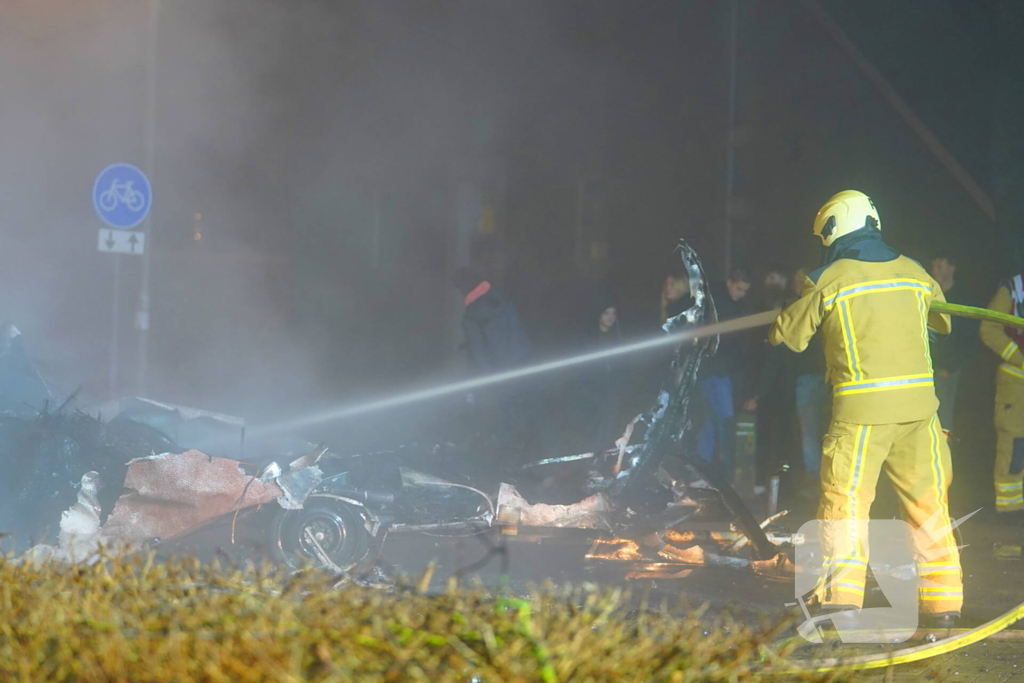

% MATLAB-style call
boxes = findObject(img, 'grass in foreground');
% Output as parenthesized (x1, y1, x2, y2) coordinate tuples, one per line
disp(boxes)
(0, 553, 842, 682)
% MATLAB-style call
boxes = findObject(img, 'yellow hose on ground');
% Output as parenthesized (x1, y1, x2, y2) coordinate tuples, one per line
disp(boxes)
(785, 601, 1024, 672)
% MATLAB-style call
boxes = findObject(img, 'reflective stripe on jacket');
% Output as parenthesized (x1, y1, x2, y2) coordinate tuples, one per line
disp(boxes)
(769, 255, 949, 425)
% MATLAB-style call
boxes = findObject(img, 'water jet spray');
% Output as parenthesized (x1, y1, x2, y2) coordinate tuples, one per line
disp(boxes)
(252, 309, 782, 439)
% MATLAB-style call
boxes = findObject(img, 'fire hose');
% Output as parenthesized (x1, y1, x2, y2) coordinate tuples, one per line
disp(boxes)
(786, 602, 1024, 672)
(784, 300, 1024, 673)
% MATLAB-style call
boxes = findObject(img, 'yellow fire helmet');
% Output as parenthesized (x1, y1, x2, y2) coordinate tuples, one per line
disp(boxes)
(812, 190, 881, 246)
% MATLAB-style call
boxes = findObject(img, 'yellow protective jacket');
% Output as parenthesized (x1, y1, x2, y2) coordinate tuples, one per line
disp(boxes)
(979, 284, 1024, 382)
(769, 231, 949, 425)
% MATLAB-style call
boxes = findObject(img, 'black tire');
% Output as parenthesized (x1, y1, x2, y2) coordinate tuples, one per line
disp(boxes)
(268, 496, 370, 571)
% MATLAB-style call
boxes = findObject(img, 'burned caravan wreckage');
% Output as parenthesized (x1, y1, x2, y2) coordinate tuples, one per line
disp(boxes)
(1, 243, 795, 579)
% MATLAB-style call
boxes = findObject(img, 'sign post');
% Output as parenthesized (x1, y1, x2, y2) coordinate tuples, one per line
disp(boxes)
(109, 256, 121, 394)
(93, 163, 153, 396)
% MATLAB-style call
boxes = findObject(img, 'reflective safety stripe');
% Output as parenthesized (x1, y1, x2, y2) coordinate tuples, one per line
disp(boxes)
(823, 279, 933, 310)
(997, 494, 1024, 505)
(928, 415, 945, 515)
(834, 374, 934, 396)
(836, 582, 865, 595)
(1003, 341, 1020, 361)
(995, 479, 1019, 509)
(999, 364, 1024, 380)
(827, 556, 868, 586)
(847, 426, 871, 553)
(996, 485, 1024, 506)
(915, 290, 930, 372)
(919, 564, 959, 572)
(838, 300, 861, 381)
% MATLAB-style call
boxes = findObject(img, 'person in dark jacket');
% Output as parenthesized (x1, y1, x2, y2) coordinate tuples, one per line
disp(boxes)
(743, 269, 796, 487)
(928, 253, 979, 433)
(454, 267, 533, 373)
(697, 268, 751, 478)
(745, 269, 830, 495)
(453, 267, 534, 450)
(576, 301, 623, 452)
(787, 268, 830, 487)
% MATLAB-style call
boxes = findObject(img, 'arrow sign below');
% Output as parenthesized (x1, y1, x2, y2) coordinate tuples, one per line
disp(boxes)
(98, 229, 145, 255)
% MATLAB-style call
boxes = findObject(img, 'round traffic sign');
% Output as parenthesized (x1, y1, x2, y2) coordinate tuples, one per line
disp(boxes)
(92, 163, 152, 229)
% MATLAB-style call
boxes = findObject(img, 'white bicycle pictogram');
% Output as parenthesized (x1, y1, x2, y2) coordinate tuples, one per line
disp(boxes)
(98, 179, 146, 213)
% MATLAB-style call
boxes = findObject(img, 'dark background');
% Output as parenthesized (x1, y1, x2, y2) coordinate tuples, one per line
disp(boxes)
(0, 1, 1018, 511)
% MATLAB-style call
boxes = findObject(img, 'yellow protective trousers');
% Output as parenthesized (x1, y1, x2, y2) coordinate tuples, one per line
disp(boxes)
(817, 415, 963, 615)
(994, 367, 1024, 513)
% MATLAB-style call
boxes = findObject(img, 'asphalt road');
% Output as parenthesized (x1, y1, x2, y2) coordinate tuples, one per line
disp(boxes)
(375, 508, 1024, 679)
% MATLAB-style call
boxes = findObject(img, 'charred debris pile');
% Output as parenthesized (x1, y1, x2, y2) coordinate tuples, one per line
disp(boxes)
(0, 399, 173, 551)
(0, 243, 798, 581)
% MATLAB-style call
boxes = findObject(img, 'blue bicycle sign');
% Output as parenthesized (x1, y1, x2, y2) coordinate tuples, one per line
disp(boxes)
(92, 163, 152, 229)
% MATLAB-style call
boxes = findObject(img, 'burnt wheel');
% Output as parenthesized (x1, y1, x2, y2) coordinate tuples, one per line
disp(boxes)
(269, 496, 370, 571)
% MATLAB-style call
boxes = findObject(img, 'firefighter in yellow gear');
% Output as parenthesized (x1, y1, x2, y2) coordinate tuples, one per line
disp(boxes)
(770, 190, 963, 622)
(979, 275, 1024, 514)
